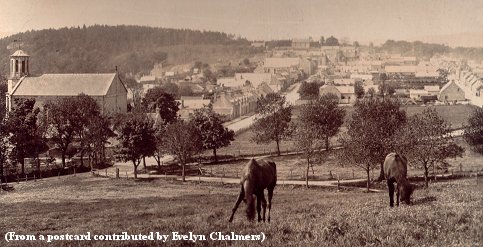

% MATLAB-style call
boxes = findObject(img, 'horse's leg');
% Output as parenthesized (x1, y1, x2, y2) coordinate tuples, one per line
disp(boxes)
(387, 180, 394, 207)
(229, 185, 244, 222)
(396, 183, 400, 207)
(256, 193, 262, 222)
(267, 187, 274, 222)
(260, 192, 267, 222)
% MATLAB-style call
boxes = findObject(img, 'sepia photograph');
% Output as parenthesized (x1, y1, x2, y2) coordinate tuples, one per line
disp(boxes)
(0, 0, 482, 246)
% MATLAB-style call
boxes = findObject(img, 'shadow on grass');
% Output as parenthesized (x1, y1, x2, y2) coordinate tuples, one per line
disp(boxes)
(412, 196, 437, 206)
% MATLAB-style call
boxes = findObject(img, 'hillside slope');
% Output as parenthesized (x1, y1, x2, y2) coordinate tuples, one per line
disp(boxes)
(0, 25, 260, 76)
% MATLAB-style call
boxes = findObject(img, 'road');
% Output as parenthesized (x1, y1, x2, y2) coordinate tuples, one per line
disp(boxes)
(284, 82, 301, 105)
(222, 82, 301, 133)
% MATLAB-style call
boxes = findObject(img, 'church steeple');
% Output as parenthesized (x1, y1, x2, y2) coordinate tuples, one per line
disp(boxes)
(9, 49, 30, 79)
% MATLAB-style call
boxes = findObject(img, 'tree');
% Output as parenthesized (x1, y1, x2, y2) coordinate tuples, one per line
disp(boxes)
(292, 118, 322, 188)
(0, 120, 9, 182)
(5, 98, 47, 175)
(84, 114, 113, 170)
(161, 82, 179, 97)
(396, 108, 464, 187)
(437, 68, 449, 85)
(251, 93, 293, 156)
(343, 99, 407, 183)
(293, 95, 345, 188)
(465, 108, 483, 154)
(353, 41, 360, 47)
(190, 106, 234, 163)
(243, 58, 250, 66)
(164, 120, 202, 182)
(153, 120, 167, 168)
(43, 98, 79, 168)
(319, 36, 325, 45)
(302, 94, 345, 150)
(114, 113, 156, 179)
(367, 87, 376, 98)
(354, 81, 365, 99)
(325, 36, 339, 46)
(298, 81, 321, 100)
(0, 77, 6, 122)
(339, 132, 377, 192)
(142, 87, 180, 124)
(71, 94, 104, 167)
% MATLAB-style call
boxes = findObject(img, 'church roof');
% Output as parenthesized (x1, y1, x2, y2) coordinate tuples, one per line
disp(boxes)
(11, 73, 118, 96)
(11, 50, 29, 57)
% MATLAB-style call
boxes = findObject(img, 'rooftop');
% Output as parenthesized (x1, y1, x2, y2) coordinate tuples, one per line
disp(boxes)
(11, 73, 119, 96)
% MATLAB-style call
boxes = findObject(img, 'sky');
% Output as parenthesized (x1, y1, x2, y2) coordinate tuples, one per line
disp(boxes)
(1, 0, 483, 44)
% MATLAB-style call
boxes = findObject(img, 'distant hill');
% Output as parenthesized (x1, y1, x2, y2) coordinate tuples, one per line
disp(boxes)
(410, 32, 483, 48)
(0, 25, 259, 77)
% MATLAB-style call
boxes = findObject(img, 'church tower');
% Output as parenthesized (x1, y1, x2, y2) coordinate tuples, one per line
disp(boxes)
(8, 49, 30, 93)
(6, 49, 30, 112)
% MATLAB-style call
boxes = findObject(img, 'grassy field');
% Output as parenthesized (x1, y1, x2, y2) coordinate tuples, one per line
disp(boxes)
(1, 174, 482, 247)
(204, 137, 482, 181)
(213, 104, 477, 158)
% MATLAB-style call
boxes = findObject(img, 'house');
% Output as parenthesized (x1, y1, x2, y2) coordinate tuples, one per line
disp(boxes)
(292, 39, 311, 49)
(438, 80, 465, 102)
(423, 85, 440, 96)
(212, 91, 257, 120)
(319, 84, 356, 104)
(263, 57, 301, 74)
(384, 66, 417, 76)
(334, 78, 356, 85)
(251, 41, 266, 48)
(138, 75, 156, 84)
(5, 50, 128, 114)
(350, 73, 373, 81)
(217, 73, 282, 92)
(335, 86, 356, 104)
(409, 89, 430, 100)
(176, 96, 211, 120)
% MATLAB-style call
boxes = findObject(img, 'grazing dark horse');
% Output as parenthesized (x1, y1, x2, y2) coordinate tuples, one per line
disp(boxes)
(228, 158, 277, 222)
(384, 153, 415, 207)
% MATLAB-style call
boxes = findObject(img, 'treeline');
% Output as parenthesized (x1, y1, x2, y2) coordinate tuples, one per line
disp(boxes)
(379, 40, 483, 62)
(0, 25, 251, 76)
(0, 86, 236, 182)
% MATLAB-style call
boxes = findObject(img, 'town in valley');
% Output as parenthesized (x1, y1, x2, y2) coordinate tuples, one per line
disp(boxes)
(0, 1, 482, 246)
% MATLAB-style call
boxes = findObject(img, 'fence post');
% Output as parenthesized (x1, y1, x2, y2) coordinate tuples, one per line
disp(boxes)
(116, 168, 119, 179)
(25, 175, 27, 182)
(17, 175, 19, 184)
(125, 171, 128, 178)
(290, 170, 293, 179)
(105, 169, 108, 177)
(460, 163, 462, 172)
(74, 168, 76, 177)
(352, 169, 354, 179)
(34, 174, 36, 182)
(337, 174, 340, 191)
(329, 171, 333, 180)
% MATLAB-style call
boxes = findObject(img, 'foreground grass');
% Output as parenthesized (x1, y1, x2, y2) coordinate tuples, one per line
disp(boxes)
(1, 175, 481, 247)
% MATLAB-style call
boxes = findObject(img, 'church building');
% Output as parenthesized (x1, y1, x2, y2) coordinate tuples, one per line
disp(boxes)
(5, 50, 128, 114)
